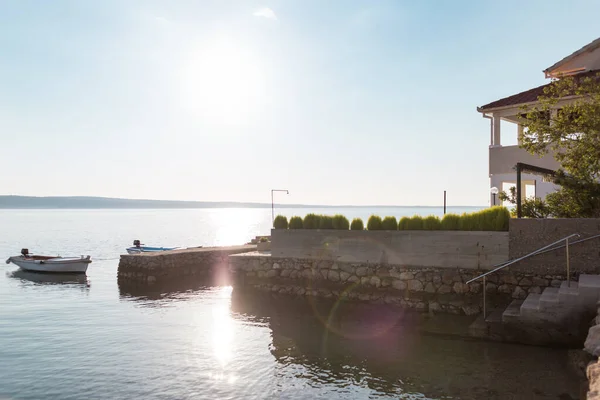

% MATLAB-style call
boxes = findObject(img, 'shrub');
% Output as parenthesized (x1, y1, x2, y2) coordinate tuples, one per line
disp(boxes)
(406, 216, 424, 230)
(367, 215, 383, 230)
(398, 217, 410, 230)
(455, 207, 510, 231)
(332, 214, 350, 230)
(288, 216, 303, 229)
(303, 213, 321, 229)
(441, 213, 461, 230)
(381, 216, 398, 230)
(422, 215, 441, 230)
(350, 218, 364, 230)
(273, 215, 288, 229)
(319, 215, 334, 229)
(259, 237, 269, 242)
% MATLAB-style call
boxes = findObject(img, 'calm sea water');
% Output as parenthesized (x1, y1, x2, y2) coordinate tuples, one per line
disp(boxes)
(0, 208, 581, 400)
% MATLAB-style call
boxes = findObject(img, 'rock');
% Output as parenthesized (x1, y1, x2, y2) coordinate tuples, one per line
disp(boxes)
(399, 271, 414, 280)
(587, 361, 600, 399)
(453, 282, 469, 294)
(462, 304, 480, 316)
(370, 276, 381, 288)
(302, 269, 312, 279)
(381, 278, 391, 287)
(408, 280, 423, 291)
(497, 284, 512, 294)
(414, 272, 426, 281)
(432, 275, 442, 284)
(331, 263, 339, 270)
(328, 270, 340, 282)
(266, 269, 279, 278)
(257, 271, 266, 278)
(424, 282, 436, 293)
(429, 302, 442, 313)
(389, 269, 402, 279)
(339, 271, 351, 282)
(339, 263, 355, 274)
(347, 275, 360, 283)
(289, 270, 298, 279)
(392, 280, 406, 290)
(438, 284, 452, 294)
(147, 275, 156, 284)
(485, 282, 497, 293)
(469, 282, 482, 294)
(273, 262, 281, 269)
(320, 269, 329, 280)
(280, 269, 291, 278)
(358, 293, 371, 301)
(500, 274, 519, 285)
(585, 325, 600, 356)
(532, 277, 548, 287)
(376, 267, 391, 278)
(528, 286, 542, 294)
(356, 266, 368, 277)
(361, 276, 371, 285)
(512, 286, 527, 299)
(519, 277, 533, 287)
(442, 271, 455, 285)
(415, 302, 428, 312)
(551, 279, 562, 288)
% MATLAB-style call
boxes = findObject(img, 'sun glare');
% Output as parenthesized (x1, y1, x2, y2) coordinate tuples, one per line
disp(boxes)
(180, 36, 266, 125)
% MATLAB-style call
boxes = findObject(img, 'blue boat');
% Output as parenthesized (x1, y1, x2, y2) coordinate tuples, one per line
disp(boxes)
(126, 240, 178, 254)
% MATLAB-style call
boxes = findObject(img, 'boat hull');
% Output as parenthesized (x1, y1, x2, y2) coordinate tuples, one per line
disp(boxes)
(6, 256, 91, 273)
(126, 246, 177, 255)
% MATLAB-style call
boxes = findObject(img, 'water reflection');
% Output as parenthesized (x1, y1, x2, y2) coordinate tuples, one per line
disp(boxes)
(7, 269, 89, 286)
(116, 280, 581, 399)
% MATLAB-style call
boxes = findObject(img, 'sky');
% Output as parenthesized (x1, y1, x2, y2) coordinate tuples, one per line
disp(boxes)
(1, 0, 599, 206)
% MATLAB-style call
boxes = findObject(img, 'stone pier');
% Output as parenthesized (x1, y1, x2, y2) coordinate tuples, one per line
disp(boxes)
(117, 245, 256, 284)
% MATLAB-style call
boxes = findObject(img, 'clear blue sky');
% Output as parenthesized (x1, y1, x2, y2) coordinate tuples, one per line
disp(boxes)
(1, 0, 599, 206)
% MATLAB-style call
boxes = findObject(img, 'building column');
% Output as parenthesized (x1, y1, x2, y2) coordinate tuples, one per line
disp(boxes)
(517, 124, 524, 145)
(492, 116, 501, 146)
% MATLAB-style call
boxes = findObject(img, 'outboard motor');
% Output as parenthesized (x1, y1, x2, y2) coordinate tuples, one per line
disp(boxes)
(21, 248, 29, 257)
(133, 240, 141, 248)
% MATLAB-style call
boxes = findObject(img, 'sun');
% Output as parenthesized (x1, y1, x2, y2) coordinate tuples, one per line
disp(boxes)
(180, 36, 266, 126)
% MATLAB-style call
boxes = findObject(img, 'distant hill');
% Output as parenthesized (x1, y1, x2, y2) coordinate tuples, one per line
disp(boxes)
(0, 196, 279, 209)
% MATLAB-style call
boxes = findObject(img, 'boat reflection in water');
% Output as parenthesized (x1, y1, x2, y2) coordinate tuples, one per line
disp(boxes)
(8, 269, 90, 286)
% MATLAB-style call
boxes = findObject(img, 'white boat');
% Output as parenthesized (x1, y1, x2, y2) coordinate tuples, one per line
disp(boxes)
(5, 249, 91, 273)
(126, 240, 179, 255)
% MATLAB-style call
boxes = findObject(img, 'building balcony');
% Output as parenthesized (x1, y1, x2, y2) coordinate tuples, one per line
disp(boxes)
(489, 145, 561, 176)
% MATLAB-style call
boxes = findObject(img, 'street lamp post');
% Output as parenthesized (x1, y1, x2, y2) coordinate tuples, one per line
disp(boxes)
(271, 189, 289, 223)
(490, 186, 499, 206)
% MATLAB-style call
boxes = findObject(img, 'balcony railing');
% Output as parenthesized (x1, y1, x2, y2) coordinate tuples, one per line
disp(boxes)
(489, 145, 560, 176)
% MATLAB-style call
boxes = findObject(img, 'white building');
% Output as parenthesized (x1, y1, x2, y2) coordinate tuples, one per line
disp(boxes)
(477, 37, 600, 206)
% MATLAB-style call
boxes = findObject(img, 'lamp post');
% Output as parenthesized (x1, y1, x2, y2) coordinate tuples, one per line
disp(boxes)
(490, 186, 499, 206)
(271, 189, 289, 223)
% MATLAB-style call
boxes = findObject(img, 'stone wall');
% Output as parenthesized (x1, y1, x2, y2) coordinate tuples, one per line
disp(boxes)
(229, 253, 565, 315)
(271, 229, 508, 269)
(509, 218, 600, 275)
(118, 245, 255, 284)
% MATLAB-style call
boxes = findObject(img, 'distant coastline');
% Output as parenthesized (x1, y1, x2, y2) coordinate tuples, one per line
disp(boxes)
(0, 196, 483, 209)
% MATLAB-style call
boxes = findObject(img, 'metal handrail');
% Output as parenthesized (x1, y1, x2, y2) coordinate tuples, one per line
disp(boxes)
(466, 233, 581, 284)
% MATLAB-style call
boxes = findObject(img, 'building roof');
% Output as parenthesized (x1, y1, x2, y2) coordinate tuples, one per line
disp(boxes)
(544, 37, 600, 76)
(478, 69, 600, 112)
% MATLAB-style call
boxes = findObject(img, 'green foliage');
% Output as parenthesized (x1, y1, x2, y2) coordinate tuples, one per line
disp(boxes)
(519, 72, 600, 217)
(499, 186, 552, 218)
(273, 215, 288, 229)
(319, 215, 334, 229)
(366, 215, 383, 230)
(288, 216, 304, 229)
(259, 237, 269, 242)
(458, 207, 509, 231)
(405, 216, 424, 230)
(350, 218, 364, 230)
(303, 213, 321, 229)
(398, 217, 410, 230)
(381, 216, 398, 230)
(441, 213, 461, 230)
(332, 214, 350, 230)
(423, 215, 441, 230)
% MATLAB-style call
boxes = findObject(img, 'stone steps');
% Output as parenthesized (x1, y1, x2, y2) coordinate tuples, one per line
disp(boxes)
(500, 274, 600, 324)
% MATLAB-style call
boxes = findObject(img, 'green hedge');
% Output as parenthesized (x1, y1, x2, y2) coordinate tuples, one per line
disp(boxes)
(332, 214, 350, 230)
(273, 207, 510, 231)
(273, 215, 288, 229)
(367, 215, 383, 230)
(350, 218, 364, 230)
(289, 216, 303, 229)
(381, 216, 398, 230)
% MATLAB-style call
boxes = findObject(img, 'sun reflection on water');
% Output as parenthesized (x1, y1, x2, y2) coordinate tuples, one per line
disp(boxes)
(212, 286, 234, 368)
